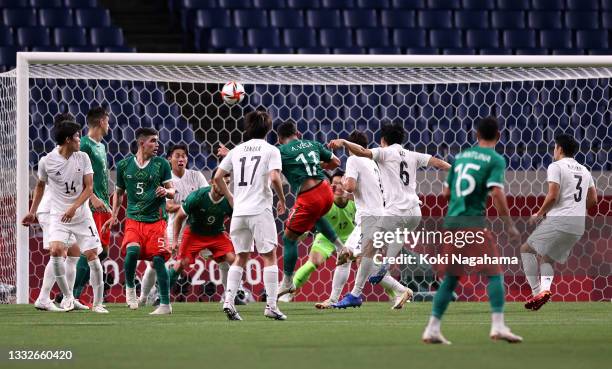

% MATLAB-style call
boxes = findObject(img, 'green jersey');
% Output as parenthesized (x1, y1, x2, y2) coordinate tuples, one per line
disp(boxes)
(444, 146, 506, 228)
(116, 155, 172, 223)
(181, 186, 232, 236)
(279, 139, 333, 193)
(80, 135, 110, 209)
(314, 200, 356, 244)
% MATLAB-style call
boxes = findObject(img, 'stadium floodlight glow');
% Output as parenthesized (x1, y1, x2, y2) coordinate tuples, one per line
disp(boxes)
(3, 53, 611, 304)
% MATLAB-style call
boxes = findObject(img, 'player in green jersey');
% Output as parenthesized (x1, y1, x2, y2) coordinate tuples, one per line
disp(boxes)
(73, 107, 111, 306)
(168, 169, 236, 293)
(284, 170, 356, 300)
(275, 121, 343, 298)
(102, 127, 176, 315)
(422, 117, 522, 344)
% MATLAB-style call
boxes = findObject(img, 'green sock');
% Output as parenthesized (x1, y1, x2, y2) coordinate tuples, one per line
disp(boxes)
(168, 268, 180, 291)
(315, 218, 338, 243)
(432, 275, 459, 319)
(124, 246, 140, 289)
(487, 274, 505, 313)
(282, 234, 298, 277)
(293, 261, 317, 289)
(153, 256, 170, 305)
(73, 255, 90, 298)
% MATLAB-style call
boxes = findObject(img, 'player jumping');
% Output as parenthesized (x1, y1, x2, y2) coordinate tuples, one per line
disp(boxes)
(329, 123, 450, 308)
(275, 121, 342, 298)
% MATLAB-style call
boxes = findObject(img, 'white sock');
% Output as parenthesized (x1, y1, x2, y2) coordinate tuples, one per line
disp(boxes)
(426, 316, 441, 334)
(51, 256, 72, 299)
(64, 256, 80, 294)
(88, 259, 104, 306)
(218, 262, 230, 291)
(491, 312, 505, 331)
(139, 264, 157, 301)
(380, 275, 407, 294)
(540, 263, 554, 292)
(224, 266, 243, 306)
(330, 262, 351, 302)
(520, 252, 540, 296)
(37, 259, 56, 303)
(385, 241, 404, 262)
(263, 265, 279, 310)
(351, 257, 374, 296)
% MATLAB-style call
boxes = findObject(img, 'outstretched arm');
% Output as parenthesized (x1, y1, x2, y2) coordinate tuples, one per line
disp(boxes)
(213, 168, 233, 208)
(328, 139, 373, 159)
(428, 157, 451, 171)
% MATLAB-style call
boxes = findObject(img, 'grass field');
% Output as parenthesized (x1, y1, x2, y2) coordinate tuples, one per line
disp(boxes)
(1, 302, 610, 369)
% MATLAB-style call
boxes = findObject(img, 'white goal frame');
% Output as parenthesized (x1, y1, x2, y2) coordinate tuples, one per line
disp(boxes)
(15, 53, 612, 303)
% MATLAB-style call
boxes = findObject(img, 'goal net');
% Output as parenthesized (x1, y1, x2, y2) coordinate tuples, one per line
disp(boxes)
(2, 54, 611, 304)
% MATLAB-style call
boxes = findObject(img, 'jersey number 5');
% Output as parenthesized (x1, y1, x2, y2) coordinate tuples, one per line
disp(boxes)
(454, 163, 481, 197)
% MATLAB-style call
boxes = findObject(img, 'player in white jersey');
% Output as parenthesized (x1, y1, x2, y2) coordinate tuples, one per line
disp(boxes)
(137, 143, 209, 306)
(22, 121, 107, 313)
(329, 122, 450, 286)
(214, 110, 287, 321)
(321, 132, 414, 309)
(27, 113, 88, 312)
(521, 134, 597, 311)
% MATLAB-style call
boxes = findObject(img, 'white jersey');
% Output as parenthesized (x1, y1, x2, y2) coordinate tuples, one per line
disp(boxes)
(37, 149, 94, 223)
(167, 169, 208, 240)
(344, 155, 385, 222)
(543, 158, 595, 235)
(370, 144, 431, 215)
(218, 138, 282, 217)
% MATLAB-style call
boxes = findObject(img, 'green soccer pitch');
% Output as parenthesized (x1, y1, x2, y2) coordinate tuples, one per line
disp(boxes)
(1, 302, 610, 369)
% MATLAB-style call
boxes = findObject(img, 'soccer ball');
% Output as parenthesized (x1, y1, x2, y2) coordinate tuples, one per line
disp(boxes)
(221, 81, 246, 105)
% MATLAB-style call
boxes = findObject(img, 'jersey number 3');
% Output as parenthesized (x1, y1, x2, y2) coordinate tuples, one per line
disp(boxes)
(573, 175, 583, 202)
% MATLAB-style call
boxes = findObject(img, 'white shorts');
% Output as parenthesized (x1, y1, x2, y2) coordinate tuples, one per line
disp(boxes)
(47, 214, 102, 254)
(345, 226, 362, 258)
(230, 209, 277, 255)
(527, 222, 582, 263)
(37, 212, 76, 250)
(380, 206, 422, 233)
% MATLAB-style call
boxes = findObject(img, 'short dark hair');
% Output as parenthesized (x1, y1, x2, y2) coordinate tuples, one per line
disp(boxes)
(54, 121, 81, 145)
(86, 106, 108, 127)
(244, 110, 272, 140)
(347, 130, 369, 148)
(53, 112, 75, 128)
(330, 168, 345, 180)
(167, 143, 188, 157)
(555, 133, 578, 157)
(211, 167, 229, 180)
(277, 120, 298, 139)
(135, 127, 158, 141)
(476, 116, 499, 141)
(380, 122, 405, 146)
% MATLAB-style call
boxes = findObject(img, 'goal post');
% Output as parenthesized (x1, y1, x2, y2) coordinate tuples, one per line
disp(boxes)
(7, 52, 612, 304)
